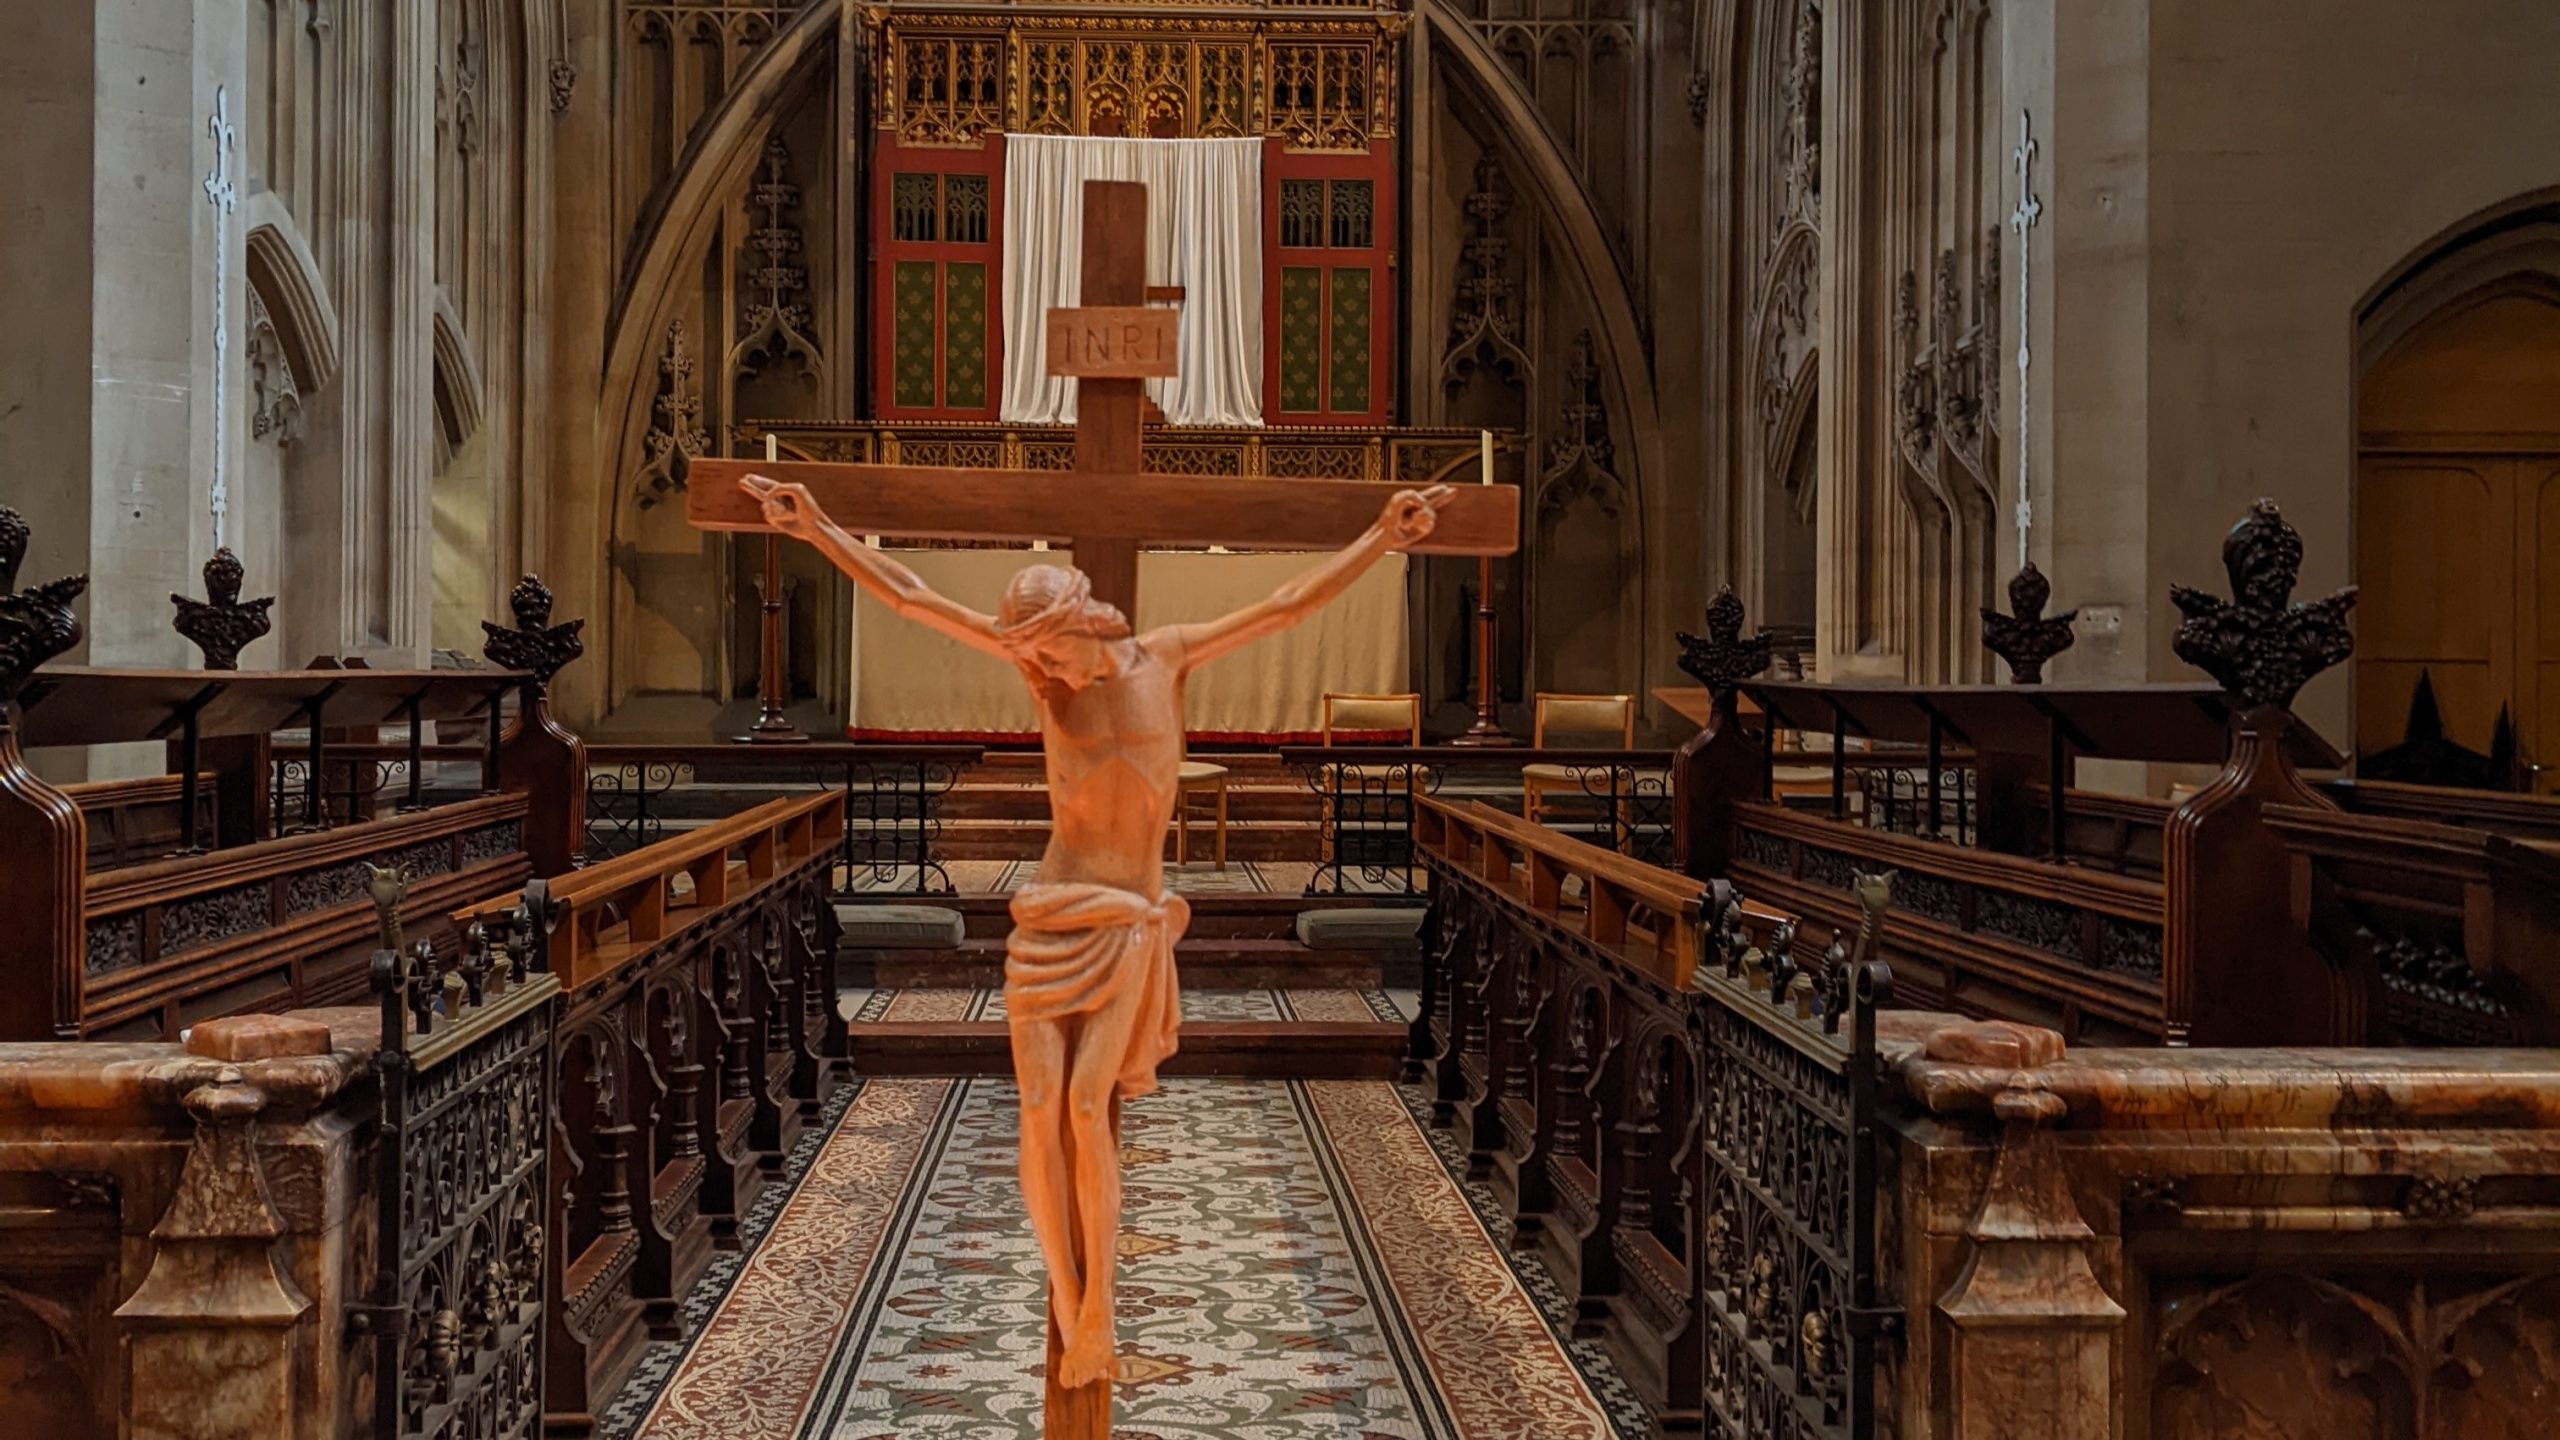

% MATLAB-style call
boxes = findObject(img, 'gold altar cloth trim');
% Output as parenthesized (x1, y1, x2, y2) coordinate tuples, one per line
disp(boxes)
(1004, 883, 1192, 1101)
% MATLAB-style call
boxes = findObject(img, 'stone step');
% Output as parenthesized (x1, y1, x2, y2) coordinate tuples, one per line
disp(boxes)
(846, 987, 1408, 1080)
(853, 937, 1399, 990)
(879, 891, 1425, 941)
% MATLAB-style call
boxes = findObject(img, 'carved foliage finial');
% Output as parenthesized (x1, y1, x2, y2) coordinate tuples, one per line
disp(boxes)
(480, 574, 585, 689)
(0, 506, 89, 708)
(171, 547, 276, 671)
(1677, 585, 1775, 696)
(2169, 499, 2356, 708)
(1981, 562, 2077, 684)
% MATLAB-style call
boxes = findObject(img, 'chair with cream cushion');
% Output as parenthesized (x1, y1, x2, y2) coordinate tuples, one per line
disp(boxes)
(1317, 692, 1424, 866)
(1521, 693, 1641, 833)
(1175, 759, 1230, 870)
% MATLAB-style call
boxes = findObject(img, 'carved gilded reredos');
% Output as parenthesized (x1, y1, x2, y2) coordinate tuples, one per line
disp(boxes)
(865, 2, 1405, 151)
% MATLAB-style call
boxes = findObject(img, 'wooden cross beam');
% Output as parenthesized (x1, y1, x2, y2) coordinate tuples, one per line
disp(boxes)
(686, 181, 1519, 616)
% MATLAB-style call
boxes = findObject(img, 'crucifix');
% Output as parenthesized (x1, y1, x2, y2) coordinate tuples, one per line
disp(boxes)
(685, 180, 1519, 1438)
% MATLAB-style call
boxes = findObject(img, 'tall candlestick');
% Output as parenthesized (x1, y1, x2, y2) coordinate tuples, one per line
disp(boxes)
(741, 428, 809, 743)
(1454, 431, 1518, 746)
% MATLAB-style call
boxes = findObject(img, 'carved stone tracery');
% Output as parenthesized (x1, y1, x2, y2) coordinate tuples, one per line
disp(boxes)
(1442, 150, 1528, 396)
(730, 136, 821, 385)
(245, 287, 302, 446)
(1540, 332, 1621, 519)
(637, 320, 710, 508)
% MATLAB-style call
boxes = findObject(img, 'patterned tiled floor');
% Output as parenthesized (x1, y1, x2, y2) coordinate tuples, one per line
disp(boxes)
(615, 1078, 1644, 1440)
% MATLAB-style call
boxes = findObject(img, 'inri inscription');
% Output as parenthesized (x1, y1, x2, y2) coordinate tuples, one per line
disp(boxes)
(1045, 305, 1178, 379)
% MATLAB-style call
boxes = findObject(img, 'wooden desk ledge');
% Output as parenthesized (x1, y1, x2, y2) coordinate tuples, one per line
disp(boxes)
(453, 791, 845, 988)
(1416, 795, 1707, 987)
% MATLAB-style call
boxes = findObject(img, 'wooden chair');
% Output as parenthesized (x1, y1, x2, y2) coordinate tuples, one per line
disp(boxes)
(1176, 760, 1229, 870)
(1318, 692, 1423, 867)
(1522, 692, 1640, 832)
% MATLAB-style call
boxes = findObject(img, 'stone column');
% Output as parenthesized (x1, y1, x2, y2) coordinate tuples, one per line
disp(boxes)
(0, 0, 247, 777)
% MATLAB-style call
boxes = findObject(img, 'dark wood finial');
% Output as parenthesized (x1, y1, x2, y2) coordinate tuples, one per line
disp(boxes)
(1676, 585, 1774, 696)
(0, 506, 89, 708)
(1981, 562, 2077, 683)
(480, 574, 586, 689)
(2169, 498, 2356, 709)
(170, 548, 276, 670)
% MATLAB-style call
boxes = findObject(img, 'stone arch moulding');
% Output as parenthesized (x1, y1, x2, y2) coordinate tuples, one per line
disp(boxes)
(1424, 0, 1667, 695)
(2355, 187, 2560, 374)
(596, 0, 839, 506)
(242, 192, 342, 397)
(432, 289, 487, 452)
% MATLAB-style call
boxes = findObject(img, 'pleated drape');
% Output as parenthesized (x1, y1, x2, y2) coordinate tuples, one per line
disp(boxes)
(998, 134, 1265, 427)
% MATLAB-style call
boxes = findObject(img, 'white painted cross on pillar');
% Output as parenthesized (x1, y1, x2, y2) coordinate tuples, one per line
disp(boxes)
(2009, 109, 2042, 572)
(203, 86, 240, 551)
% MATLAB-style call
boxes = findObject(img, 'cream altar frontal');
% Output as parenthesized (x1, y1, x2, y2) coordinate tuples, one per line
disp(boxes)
(846, 548, 1408, 741)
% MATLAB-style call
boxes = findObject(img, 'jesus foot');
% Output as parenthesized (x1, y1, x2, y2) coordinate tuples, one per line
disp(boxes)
(1055, 1331, 1118, 1389)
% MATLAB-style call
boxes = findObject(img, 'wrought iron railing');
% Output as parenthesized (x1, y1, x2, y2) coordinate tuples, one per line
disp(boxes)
(1837, 758, 1976, 844)
(1280, 745, 1678, 895)
(357, 882, 559, 1440)
(581, 743, 983, 897)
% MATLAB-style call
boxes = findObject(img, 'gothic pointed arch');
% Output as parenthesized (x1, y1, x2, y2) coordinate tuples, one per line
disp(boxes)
(241, 192, 342, 398)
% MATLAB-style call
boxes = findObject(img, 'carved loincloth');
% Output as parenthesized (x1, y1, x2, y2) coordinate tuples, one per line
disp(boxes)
(1003, 883, 1191, 1099)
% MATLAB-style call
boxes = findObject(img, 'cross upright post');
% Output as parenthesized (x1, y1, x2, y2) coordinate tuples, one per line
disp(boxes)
(1067, 181, 1150, 616)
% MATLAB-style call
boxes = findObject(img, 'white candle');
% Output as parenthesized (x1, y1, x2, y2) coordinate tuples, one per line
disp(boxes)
(764, 432, 779, 464)
(1480, 429, 1493, 485)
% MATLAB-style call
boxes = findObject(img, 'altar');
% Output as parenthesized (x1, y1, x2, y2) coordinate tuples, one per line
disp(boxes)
(845, 548, 1408, 742)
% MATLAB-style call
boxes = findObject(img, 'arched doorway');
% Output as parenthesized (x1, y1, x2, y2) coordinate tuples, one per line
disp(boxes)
(2356, 231, 2560, 793)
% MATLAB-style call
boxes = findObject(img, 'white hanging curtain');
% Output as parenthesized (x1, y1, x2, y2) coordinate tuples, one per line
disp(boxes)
(999, 134, 1265, 428)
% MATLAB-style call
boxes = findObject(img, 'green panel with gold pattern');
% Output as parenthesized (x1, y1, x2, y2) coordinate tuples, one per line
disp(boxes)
(943, 262, 988, 411)
(1328, 266, 1371, 415)
(893, 261, 939, 409)
(1279, 266, 1323, 414)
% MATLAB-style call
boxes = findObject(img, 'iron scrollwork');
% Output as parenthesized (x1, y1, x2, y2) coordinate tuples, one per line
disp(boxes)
(1295, 757, 1442, 895)
(1694, 870, 1896, 1439)
(357, 875, 559, 1440)
(1566, 763, 1676, 865)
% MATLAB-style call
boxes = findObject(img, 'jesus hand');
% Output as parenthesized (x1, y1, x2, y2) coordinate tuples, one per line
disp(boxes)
(741, 475, 822, 538)
(1381, 484, 1455, 550)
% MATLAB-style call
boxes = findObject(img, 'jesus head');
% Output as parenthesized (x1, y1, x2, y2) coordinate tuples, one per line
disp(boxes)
(996, 562, 1131, 689)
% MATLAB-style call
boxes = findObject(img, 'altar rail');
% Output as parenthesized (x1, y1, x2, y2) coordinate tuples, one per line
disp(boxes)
(583, 742, 982, 895)
(1278, 745, 1677, 894)
(759, 420, 1498, 486)
(452, 791, 849, 1426)
(1413, 795, 2560, 1439)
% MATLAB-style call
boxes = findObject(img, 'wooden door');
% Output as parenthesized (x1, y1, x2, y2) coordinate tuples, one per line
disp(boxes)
(2356, 286, 2560, 793)
(2355, 454, 2557, 792)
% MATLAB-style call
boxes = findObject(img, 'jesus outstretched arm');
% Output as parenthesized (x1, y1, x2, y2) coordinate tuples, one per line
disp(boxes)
(740, 474, 1010, 657)
(1164, 483, 1454, 670)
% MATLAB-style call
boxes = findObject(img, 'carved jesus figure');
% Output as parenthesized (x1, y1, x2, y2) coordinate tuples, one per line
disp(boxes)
(743, 474, 1451, 1387)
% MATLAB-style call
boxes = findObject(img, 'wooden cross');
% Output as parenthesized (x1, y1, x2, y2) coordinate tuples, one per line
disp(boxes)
(685, 180, 1520, 617)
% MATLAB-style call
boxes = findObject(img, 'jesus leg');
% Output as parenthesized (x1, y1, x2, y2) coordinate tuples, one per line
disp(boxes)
(1054, 993, 1145, 1388)
(1007, 1015, 1086, 1333)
